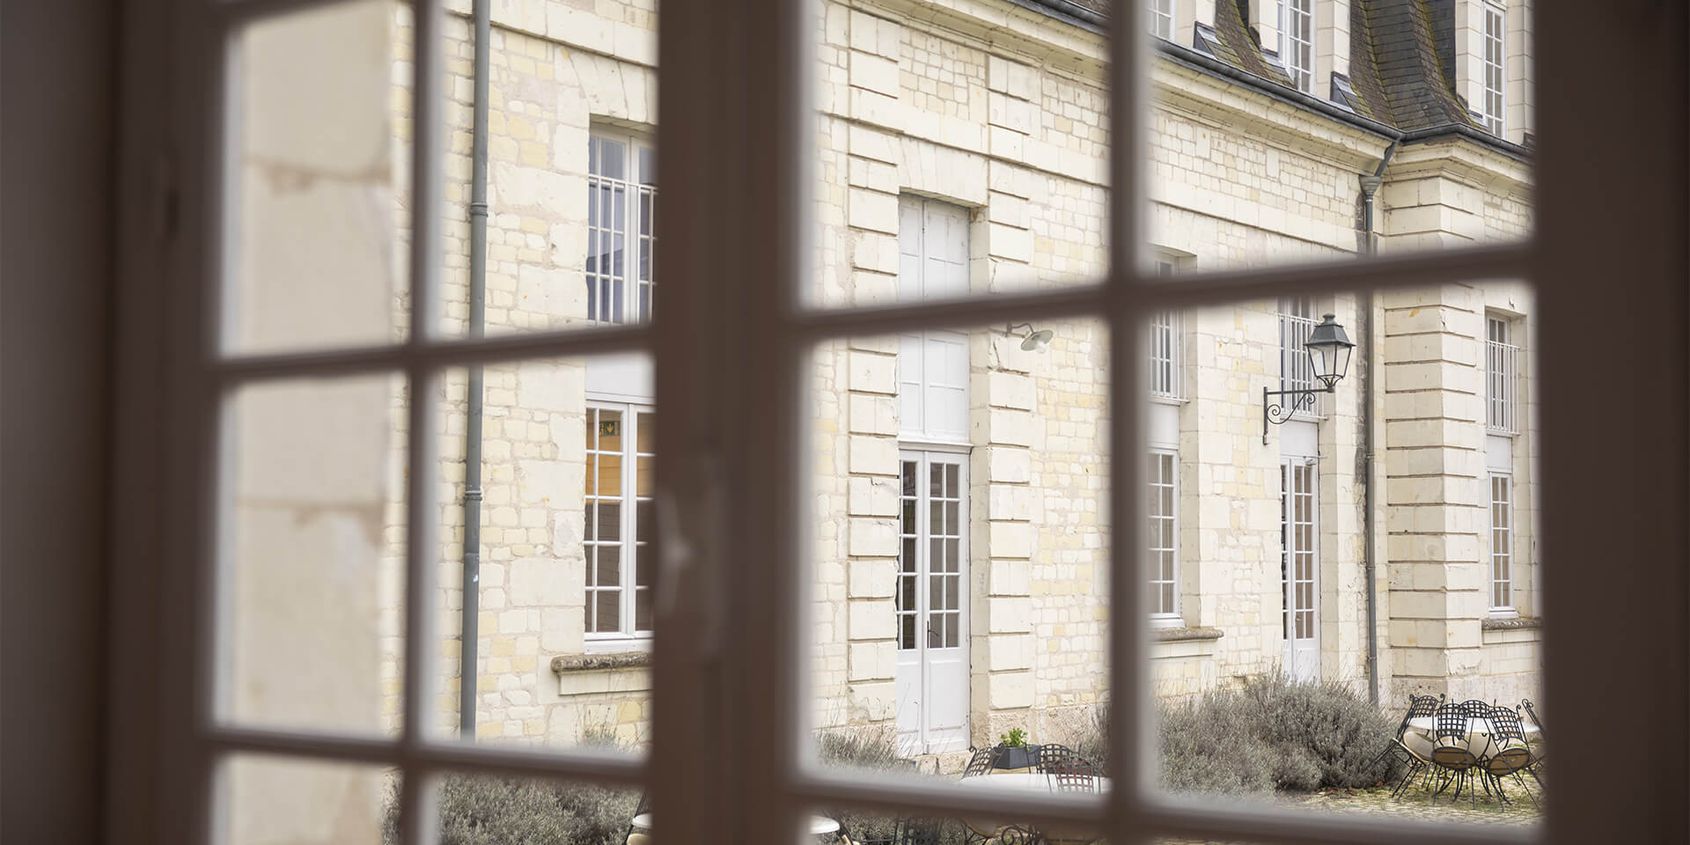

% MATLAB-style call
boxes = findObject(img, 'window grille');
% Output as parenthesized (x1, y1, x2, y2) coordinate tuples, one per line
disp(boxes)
(1280, 0, 1314, 93)
(1147, 0, 1173, 40)
(1486, 316, 1519, 433)
(1490, 473, 1514, 610)
(1147, 450, 1178, 619)
(1480, 2, 1507, 136)
(587, 132, 657, 324)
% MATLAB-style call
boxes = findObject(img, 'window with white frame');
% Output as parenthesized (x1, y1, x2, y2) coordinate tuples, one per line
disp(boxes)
(584, 404, 655, 637)
(898, 197, 971, 443)
(1280, 0, 1314, 93)
(1479, 1, 1507, 136)
(1147, 0, 1173, 40)
(1148, 310, 1180, 399)
(586, 130, 656, 324)
(1489, 472, 1514, 611)
(1147, 450, 1178, 620)
(1278, 296, 1317, 416)
(1486, 314, 1518, 433)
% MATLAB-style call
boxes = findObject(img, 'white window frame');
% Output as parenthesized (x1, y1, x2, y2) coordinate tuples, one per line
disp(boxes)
(1147, 309, 1181, 400)
(1486, 314, 1519, 434)
(1147, 449, 1179, 624)
(1488, 471, 1515, 613)
(1478, 0, 1507, 136)
(583, 402, 656, 643)
(1278, 296, 1320, 417)
(586, 127, 657, 325)
(104, 2, 1690, 845)
(1280, 0, 1315, 93)
(1147, 0, 1174, 41)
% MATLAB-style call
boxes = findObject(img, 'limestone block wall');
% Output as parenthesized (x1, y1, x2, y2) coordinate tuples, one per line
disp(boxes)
(380, 0, 659, 744)
(363, 0, 1541, 752)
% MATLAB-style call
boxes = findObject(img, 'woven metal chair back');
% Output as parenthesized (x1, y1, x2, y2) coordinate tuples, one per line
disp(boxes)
(1430, 703, 1477, 770)
(1035, 744, 1076, 774)
(1394, 694, 1440, 739)
(962, 746, 994, 778)
(1051, 760, 1098, 793)
(1484, 705, 1533, 776)
(894, 818, 943, 845)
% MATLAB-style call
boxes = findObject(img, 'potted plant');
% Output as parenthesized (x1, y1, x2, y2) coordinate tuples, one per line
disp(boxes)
(991, 727, 1040, 770)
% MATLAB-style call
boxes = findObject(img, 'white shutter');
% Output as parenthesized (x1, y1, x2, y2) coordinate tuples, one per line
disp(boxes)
(922, 332, 968, 441)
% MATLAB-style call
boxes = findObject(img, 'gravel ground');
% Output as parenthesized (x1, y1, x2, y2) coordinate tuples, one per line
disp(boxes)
(1153, 776, 1544, 844)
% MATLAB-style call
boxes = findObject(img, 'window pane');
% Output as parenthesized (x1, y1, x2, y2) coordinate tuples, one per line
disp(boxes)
(804, 31, 1108, 311)
(225, 0, 399, 354)
(220, 373, 405, 737)
(433, 773, 645, 843)
(808, 318, 1108, 779)
(222, 756, 390, 845)
(1148, 0, 1533, 273)
(433, 2, 658, 337)
(436, 355, 654, 751)
(1154, 286, 1545, 827)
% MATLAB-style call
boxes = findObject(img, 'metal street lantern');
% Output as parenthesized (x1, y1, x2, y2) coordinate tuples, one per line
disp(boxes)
(1305, 313, 1354, 389)
(1264, 313, 1354, 442)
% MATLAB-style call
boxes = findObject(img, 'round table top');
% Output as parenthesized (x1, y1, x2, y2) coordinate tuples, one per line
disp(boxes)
(1406, 715, 1541, 735)
(631, 812, 840, 836)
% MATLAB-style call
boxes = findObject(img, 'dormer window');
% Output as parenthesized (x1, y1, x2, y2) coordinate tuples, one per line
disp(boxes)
(1280, 0, 1314, 93)
(1478, 1, 1507, 136)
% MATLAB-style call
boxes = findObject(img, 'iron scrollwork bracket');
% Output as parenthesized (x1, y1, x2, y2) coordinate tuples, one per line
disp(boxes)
(1263, 386, 1329, 444)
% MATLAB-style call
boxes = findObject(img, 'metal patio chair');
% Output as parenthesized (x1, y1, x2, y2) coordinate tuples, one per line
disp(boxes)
(1381, 694, 1442, 798)
(1482, 704, 1537, 806)
(1520, 698, 1547, 787)
(1034, 743, 1076, 775)
(962, 746, 995, 779)
(843, 817, 943, 845)
(1429, 702, 1481, 801)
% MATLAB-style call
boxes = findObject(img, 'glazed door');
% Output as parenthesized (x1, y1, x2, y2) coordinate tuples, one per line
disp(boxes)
(1281, 458, 1318, 682)
(894, 452, 969, 755)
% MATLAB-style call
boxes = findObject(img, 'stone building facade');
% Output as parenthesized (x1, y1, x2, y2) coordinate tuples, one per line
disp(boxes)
(355, 0, 1539, 755)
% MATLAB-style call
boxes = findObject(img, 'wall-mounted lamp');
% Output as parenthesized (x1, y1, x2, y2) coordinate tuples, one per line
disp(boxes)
(1263, 313, 1354, 443)
(1006, 322, 1054, 352)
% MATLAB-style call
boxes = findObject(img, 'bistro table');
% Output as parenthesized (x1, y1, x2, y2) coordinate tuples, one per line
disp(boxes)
(1405, 714, 1541, 760)
(955, 771, 1111, 844)
(631, 812, 842, 838)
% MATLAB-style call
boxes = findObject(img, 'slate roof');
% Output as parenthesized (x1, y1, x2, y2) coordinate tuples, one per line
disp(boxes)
(1017, 0, 1523, 149)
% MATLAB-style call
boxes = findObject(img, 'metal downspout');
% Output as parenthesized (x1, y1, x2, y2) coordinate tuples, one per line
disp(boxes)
(1359, 142, 1397, 706)
(459, 0, 491, 737)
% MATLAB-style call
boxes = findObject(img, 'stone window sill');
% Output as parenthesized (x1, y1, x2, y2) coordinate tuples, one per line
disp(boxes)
(1152, 625, 1224, 642)
(1481, 616, 1541, 631)
(551, 651, 652, 675)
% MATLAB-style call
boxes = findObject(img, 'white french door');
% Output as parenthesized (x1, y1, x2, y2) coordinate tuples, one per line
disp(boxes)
(894, 451, 969, 755)
(1281, 457, 1318, 682)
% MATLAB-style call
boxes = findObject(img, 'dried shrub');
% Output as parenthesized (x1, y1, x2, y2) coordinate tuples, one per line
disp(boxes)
(1072, 676, 1403, 795)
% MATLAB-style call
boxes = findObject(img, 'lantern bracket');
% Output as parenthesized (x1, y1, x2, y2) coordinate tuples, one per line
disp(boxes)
(1263, 385, 1335, 444)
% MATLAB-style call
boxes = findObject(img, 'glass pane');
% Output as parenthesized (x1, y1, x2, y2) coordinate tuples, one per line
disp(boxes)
(222, 756, 389, 845)
(1146, 0, 1534, 274)
(1150, 285, 1545, 828)
(437, 355, 654, 751)
(435, 2, 658, 337)
(220, 373, 404, 736)
(808, 318, 1109, 780)
(434, 773, 644, 843)
(806, 6, 1108, 307)
(225, 0, 399, 354)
